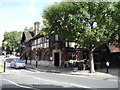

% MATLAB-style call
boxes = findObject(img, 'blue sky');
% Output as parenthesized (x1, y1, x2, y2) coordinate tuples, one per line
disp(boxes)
(0, 0, 61, 46)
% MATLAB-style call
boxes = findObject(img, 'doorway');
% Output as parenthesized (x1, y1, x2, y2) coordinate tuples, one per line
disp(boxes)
(54, 52, 59, 66)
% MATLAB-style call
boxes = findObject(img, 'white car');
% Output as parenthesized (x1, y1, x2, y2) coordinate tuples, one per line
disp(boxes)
(10, 59, 26, 69)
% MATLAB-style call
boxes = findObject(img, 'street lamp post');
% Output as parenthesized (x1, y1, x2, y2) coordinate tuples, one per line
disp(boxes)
(35, 48, 39, 68)
(4, 60, 6, 72)
(3, 41, 7, 72)
(4, 41, 8, 56)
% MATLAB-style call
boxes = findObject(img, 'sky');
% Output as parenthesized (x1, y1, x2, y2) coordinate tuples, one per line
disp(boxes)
(0, 0, 61, 46)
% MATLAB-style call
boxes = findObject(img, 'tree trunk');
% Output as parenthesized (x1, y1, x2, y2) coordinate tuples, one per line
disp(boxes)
(89, 49, 95, 73)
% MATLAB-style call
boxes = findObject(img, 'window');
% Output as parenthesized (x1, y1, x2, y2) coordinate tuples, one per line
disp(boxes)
(44, 37, 46, 42)
(35, 40, 37, 45)
(44, 43, 47, 48)
(69, 53, 76, 60)
(32, 41, 34, 45)
(36, 39, 38, 44)
(32, 46, 36, 50)
(41, 44, 44, 48)
(42, 37, 45, 43)
(41, 37, 43, 43)
(38, 38, 40, 44)
(65, 42, 68, 47)
(46, 39, 49, 42)
(32, 46, 34, 50)
(46, 42, 49, 48)
(40, 44, 43, 48)
(32, 41, 35, 45)
(55, 34, 58, 41)
(38, 44, 40, 48)
(69, 42, 75, 47)
(36, 45, 37, 48)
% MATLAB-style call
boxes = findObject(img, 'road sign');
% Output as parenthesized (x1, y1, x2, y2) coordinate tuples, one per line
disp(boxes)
(0, 62, 4, 72)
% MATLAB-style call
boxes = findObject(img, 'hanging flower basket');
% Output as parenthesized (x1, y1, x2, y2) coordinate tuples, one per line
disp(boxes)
(61, 48, 67, 53)
(44, 49, 51, 55)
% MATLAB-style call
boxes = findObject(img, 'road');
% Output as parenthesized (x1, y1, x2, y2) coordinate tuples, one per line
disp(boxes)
(0, 56, 119, 90)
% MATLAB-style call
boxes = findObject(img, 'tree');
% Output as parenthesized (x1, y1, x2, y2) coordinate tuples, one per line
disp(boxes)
(2, 31, 22, 54)
(24, 26, 34, 32)
(43, 2, 118, 73)
(111, 2, 120, 41)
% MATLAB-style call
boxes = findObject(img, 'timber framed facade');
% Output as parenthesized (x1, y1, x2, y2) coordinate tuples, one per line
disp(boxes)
(21, 22, 120, 69)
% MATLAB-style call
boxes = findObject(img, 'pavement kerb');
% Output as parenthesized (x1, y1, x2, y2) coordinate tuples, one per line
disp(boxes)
(68, 72, 114, 77)
(1, 71, 10, 74)
(1, 67, 116, 77)
(26, 65, 115, 77)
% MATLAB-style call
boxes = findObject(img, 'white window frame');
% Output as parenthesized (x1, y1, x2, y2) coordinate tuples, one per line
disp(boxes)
(69, 42, 75, 48)
(55, 34, 58, 41)
(65, 42, 68, 47)
(46, 42, 49, 48)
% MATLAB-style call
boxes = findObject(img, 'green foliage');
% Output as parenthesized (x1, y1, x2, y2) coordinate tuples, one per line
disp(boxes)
(111, 2, 120, 41)
(43, 2, 119, 73)
(2, 31, 22, 53)
(24, 27, 34, 32)
(43, 2, 117, 50)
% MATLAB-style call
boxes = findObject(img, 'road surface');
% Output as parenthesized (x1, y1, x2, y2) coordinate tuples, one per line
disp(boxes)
(0, 56, 119, 90)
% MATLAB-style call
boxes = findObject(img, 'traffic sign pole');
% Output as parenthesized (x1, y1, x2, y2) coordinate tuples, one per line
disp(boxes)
(4, 61, 6, 72)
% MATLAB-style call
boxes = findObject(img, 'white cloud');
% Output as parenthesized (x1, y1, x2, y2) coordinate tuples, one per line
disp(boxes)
(0, 16, 44, 46)
(2, 20, 33, 31)
(27, 6, 37, 17)
(0, 0, 62, 47)
(0, 20, 33, 46)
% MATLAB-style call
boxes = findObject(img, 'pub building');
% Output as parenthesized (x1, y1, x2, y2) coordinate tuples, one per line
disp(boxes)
(21, 22, 89, 69)
(29, 34, 89, 68)
(21, 22, 120, 70)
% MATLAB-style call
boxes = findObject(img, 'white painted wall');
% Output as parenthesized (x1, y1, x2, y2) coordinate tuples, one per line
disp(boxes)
(27, 60, 54, 67)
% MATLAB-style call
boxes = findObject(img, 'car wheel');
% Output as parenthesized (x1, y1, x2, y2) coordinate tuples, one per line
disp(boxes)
(14, 65, 17, 69)
(10, 64, 12, 68)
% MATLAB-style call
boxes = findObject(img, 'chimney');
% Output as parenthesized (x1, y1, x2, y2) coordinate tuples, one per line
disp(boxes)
(34, 22, 40, 35)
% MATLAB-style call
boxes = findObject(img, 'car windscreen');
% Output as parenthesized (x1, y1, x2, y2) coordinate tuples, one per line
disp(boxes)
(16, 60, 25, 63)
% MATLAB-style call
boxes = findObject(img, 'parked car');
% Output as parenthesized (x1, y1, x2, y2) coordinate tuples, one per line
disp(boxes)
(6, 54, 11, 58)
(10, 59, 26, 69)
(6, 55, 20, 63)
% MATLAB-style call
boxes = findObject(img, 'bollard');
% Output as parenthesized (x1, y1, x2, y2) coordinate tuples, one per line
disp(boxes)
(36, 61, 38, 68)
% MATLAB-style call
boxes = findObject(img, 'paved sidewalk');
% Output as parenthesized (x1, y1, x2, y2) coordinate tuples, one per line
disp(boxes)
(26, 63, 118, 77)
(96, 68, 119, 76)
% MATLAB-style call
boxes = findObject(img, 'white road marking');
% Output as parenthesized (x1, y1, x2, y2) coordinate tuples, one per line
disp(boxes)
(0, 78, 35, 89)
(4, 68, 118, 82)
(33, 76, 91, 88)
(9, 68, 118, 82)
(51, 73, 118, 82)
(13, 73, 91, 88)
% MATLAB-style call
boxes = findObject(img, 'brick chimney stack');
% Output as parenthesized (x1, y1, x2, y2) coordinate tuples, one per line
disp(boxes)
(34, 22, 40, 35)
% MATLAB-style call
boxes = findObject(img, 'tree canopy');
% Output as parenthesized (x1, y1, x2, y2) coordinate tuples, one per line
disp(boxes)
(43, 2, 119, 73)
(2, 31, 22, 54)
(111, 2, 120, 41)
(24, 26, 34, 32)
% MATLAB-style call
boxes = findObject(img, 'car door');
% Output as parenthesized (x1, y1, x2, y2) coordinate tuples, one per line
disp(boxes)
(10, 60, 13, 67)
(11, 60, 15, 67)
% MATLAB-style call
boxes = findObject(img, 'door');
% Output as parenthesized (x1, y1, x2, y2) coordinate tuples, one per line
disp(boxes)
(54, 52, 59, 66)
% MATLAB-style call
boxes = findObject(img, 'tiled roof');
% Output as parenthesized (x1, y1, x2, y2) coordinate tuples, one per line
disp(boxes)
(30, 33, 44, 41)
(24, 32, 34, 41)
(21, 31, 34, 43)
(108, 39, 120, 53)
(94, 43, 110, 52)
